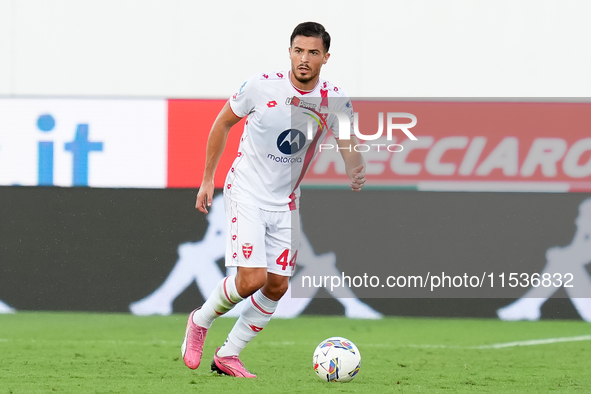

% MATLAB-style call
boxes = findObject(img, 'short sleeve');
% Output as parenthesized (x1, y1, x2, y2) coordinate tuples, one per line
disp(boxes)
(229, 74, 260, 118)
(329, 94, 355, 139)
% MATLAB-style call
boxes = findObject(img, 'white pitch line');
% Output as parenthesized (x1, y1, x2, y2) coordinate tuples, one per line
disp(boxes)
(407, 344, 461, 349)
(386, 335, 591, 350)
(473, 335, 591, 349)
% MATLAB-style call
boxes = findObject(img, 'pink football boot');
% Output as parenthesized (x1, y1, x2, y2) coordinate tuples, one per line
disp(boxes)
(211, 347, 257, 378)
(181, 309, 208, 369)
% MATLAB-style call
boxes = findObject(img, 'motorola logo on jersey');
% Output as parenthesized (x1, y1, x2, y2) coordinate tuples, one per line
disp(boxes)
(277, 129, 306, 155)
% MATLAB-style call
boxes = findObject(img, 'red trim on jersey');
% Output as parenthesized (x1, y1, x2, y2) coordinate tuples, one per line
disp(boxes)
(291, 89, 329, 194)
(292, 125, 323, 191)
(225, 145, 247, 200)
(293, 86, 313, 95)
(320, 90, 329, 108)
(215, 310, 224, 315)
(288, 72, 318, 95)
(223, 277, 237, 305)
(228, 101, 242, 119)
(250, 295, 273, 315)
(288, 192, 297, 211)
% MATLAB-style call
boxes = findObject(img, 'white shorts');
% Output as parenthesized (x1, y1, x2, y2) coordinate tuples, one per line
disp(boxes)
(224, 195, 300, 277)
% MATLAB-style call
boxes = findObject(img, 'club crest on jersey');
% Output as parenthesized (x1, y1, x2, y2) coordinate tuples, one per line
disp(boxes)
(277, 129, 306, 154)
(242, 243, 253, 259)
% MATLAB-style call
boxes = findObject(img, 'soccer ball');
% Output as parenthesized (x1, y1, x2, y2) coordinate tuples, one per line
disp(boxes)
(312, 337, 361, 382)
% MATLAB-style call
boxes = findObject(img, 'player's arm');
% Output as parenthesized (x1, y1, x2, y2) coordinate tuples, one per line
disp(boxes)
(196, 101, 242, 213)
(337, 136, 366, 192)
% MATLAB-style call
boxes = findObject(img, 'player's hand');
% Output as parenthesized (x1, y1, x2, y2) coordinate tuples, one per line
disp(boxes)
(350, 164, 366, 192)
(196, 181, 215, 213)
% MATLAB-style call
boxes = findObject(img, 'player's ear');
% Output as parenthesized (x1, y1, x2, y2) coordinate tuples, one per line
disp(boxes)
(323, 52, 330, 64)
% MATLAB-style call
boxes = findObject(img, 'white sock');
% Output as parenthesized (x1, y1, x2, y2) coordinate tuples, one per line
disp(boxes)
(217, 290, 278, 357)
(192, 276, 243, 329)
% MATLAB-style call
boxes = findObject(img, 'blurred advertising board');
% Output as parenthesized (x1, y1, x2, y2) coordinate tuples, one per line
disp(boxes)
(2, 98, 589, 192)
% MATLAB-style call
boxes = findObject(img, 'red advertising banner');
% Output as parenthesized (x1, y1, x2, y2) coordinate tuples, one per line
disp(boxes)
(307, 101, 591, 192)
(167, 99, 244, 188)
(168, 100, 591, 192)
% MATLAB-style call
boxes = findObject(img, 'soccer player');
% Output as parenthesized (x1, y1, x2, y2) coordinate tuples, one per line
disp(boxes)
(182, 21, 366, 378)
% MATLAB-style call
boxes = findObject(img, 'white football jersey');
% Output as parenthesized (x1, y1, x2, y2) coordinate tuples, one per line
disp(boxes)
(225, 71, 354, 211)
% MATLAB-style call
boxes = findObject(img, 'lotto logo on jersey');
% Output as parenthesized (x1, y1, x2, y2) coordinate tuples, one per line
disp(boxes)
(242, 243, 253, 259)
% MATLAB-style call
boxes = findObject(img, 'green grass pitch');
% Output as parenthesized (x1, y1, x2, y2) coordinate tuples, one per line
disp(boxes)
(1, 312, 590, 393)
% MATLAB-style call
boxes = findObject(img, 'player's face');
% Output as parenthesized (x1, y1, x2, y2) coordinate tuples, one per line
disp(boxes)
(289, 36, 330, 90)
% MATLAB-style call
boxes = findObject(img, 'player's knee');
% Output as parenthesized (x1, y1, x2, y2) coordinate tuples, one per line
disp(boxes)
(263, 277, 289, 300)
(272, 281, 289, 297)
(236, 273, 267, 297)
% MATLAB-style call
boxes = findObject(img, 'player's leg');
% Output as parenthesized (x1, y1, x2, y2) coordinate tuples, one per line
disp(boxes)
(221, 209, 297, 356)
(211, 271, 288, 377)
(217, 272, 289, 355)
(182, 197, 266, 370)
(181, 273, 244, 369)
(199, 266, 268, 332)
(212, 209, 297, 377)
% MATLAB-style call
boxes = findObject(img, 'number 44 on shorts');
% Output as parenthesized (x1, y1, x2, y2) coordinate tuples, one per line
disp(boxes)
(276, 249, 298, 271)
